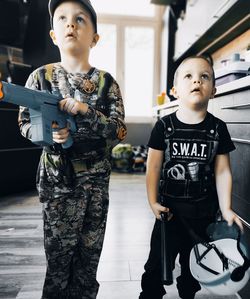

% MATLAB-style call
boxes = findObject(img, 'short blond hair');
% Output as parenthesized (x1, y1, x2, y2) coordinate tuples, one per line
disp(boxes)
(173, 55, 215, 86)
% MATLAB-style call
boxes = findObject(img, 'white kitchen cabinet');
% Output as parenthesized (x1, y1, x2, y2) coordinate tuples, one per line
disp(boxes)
(174, 0, 238, 59)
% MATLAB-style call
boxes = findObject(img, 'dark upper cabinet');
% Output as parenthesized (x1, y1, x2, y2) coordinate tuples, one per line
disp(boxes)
(0, 0, 59, 69)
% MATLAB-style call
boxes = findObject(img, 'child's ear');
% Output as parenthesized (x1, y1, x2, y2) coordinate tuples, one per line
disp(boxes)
(171, 86, 178, 99)
(49, 30, 58, 46)
(90, 33, 100, 48)
(210, 87, 217, 99)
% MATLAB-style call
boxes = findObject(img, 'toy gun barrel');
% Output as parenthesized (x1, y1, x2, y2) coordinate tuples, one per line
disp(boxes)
(0, 80, 76, 148)
(0, 80, 60, 107)
(161, 212, 173, 285)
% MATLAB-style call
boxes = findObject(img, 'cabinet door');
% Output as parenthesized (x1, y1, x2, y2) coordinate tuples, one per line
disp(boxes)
(0, 108, 34, 149)
(210, 90, 250, 123)
(174, 0, 238, 59)
(208, 0, 238, 27)
(0, 107, 41, 195)
(210, 89, 250, 226)
(231, 139, 250, 224)
(0, 148, 41, 196)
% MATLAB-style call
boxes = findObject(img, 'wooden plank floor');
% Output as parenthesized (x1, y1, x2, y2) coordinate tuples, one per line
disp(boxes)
(0, 173, 241, 299)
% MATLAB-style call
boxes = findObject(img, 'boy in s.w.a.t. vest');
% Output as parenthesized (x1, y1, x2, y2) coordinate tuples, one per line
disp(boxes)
(139, 55, 243, 299)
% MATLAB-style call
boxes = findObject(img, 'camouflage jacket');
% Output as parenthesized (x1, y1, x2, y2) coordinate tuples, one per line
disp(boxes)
(18, 64, 126, 199)
(19, 63, 127, 160)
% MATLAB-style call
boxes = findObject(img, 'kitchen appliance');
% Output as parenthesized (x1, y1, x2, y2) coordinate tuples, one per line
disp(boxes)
(215, 60, 250, 86)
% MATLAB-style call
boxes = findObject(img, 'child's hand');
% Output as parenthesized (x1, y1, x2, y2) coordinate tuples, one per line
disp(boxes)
(59, 97, 88, 115)
(52, 124, 70, 144)
(222, 209, 243, 231)
(150, 202, 171, 220)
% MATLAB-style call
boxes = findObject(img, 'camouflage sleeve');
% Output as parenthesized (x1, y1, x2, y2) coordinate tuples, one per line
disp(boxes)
(83, 78, 127, 142)
(18, 71, 39, 140)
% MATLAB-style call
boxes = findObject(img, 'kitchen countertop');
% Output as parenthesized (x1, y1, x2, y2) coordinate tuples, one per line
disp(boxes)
(215, 75, 250, 96)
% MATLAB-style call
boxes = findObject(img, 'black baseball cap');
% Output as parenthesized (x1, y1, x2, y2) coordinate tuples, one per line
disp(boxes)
(48, 0, 97, 33)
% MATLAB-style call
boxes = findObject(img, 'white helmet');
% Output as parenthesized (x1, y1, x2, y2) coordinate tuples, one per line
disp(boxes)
(189, 221, 250, 295)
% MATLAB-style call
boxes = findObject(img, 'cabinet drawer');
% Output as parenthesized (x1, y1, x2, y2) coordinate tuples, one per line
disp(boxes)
(232, 195, 250, 226)
(231, 142, 250, 221)
(211, 90, 250, 123)
(238, 223, 250, 298)
(0, 109, 35, 149)
(227, 124, 250, 142)
(0, 148, 41, 196)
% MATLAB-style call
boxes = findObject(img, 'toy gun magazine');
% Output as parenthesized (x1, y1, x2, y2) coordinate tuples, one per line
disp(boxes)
(0, 80, 76, 148)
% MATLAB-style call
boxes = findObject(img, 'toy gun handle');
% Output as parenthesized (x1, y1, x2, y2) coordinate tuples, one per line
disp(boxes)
(160, 211, 173, 285)
(64, 115, 77, 149)
(55, 114, 77, 149)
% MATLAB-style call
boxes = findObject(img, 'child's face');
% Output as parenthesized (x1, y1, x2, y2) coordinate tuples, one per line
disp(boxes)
(49, 1, 99, 56)
(172, 58, 216, 109)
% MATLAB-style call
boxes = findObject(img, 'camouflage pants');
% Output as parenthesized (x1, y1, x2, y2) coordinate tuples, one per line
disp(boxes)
(41, 173, 110, 299)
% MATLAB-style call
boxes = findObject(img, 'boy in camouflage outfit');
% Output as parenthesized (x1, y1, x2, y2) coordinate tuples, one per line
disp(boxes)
(18, 1, 127, 298)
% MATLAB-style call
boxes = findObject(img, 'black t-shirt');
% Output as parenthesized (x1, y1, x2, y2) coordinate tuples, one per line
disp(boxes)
(148, 111, 235, 218)
(148, 112, 235, 155)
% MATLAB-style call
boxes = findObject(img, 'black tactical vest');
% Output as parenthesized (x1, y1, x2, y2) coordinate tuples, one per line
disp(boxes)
(159, 112, 220, 218)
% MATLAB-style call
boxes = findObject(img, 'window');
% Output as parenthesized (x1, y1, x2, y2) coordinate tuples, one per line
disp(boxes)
(91, 0, 155, 17)
(90, 24, 117, 77)
(89, 1, 162, 121)
(124, 26, 154, 117)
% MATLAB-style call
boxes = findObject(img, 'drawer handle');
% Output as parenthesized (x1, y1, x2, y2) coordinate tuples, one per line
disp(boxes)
(231, 138, 250, 145)
(221, 103, 250, 110)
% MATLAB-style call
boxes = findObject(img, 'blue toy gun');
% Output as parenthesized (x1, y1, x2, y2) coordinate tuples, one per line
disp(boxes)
(0, 80, 76, 148)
